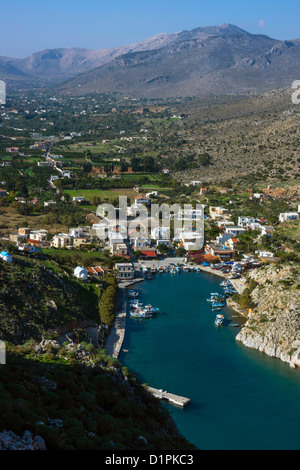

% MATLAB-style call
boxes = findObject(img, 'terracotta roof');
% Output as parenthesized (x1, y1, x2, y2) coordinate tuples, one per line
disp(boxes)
(27, 239, 43, 244)
(86, 266, 104, 275)
(140, 250, 157, 257)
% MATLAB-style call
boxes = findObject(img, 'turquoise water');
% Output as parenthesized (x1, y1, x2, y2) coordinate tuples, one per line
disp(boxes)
(120, 272, 300, 450)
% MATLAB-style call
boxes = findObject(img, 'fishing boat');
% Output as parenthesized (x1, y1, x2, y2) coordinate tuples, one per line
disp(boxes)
(207, 298, 225, 303)
(215, 314, 224, 326)
(207, 293, 226, 303)
(212, 304, 226, 310)
(129, 302, 143, 309)
(130, 309, 152, 318)
(128, 291, 139, 298)
(144, 305, 160, 314)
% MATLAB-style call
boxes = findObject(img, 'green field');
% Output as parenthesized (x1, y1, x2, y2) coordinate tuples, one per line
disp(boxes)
(65, 188, 137, 203)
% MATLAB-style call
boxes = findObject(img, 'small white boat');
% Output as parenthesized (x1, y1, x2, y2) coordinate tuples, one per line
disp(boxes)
(215, 314, 224, 326)
(130, 309, 152, 318)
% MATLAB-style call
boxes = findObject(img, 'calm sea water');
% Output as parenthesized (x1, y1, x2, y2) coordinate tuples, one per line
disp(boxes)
(120, 271, 300, 450)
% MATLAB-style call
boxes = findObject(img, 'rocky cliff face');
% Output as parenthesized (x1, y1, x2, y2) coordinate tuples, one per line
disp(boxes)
(236, 263, 300, 367)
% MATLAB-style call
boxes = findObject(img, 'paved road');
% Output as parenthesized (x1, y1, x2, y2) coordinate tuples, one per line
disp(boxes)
(105, 287, 127, 358)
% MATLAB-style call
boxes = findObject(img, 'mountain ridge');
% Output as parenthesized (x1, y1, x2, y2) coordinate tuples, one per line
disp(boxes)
(1, 24, 300, 97)
(57, 25, 297, 97)
(0, 29, 186, 82)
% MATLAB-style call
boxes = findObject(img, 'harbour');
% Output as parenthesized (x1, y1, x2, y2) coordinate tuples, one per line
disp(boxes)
(119, 270, 300, 450)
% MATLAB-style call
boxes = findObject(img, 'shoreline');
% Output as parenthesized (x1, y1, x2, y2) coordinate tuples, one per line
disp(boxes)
(106, 262, 248, 358)
(198, 265, 248, 317)
(105, 278, 144, 359)
(105, 287, 127, 358)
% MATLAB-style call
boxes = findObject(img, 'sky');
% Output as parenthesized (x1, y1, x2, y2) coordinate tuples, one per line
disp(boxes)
(1, 0, 300, 57)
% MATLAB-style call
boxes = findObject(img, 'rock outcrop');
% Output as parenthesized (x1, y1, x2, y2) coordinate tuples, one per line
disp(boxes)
(0, 430, 47, 450)
(236, 263, 300, 368)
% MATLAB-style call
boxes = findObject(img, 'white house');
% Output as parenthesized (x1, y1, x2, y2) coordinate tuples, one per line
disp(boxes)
(256, 250, 275, 258)
(89, 223, 109, 241)
(238, 216, 257, 227)
(0, 251, 12, 263)
(151, 226, 170, 240)
(110, 242, 128, 256)
(176, 229, 203, 250)
(108, 224, 127, 244)
(51, 234, 73, 248)
(133, 237, 151, 250)
(217, 220, 235, 228)
(69, 226, 90, 238)
(225, 226, 246, 237)
(134, 196, 152, 206)
(72, 196, 85, 203)
(115, 263, 134, 280)
(177, 208, 203, 221)
(74, 266, 88, 280)
(145, 191, 158, 198)
(215, 233, 233, 245)
(44, 200, 56, 207)
(279, 212, 299, 223)
(29, 230, 48, 245)
(50, 175, 59, 182)
(259, 226, 274, 238)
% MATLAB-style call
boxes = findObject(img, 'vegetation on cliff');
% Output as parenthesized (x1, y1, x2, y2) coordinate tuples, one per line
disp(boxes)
(0, 342, 195, 450)
(0, 255, 101, 343)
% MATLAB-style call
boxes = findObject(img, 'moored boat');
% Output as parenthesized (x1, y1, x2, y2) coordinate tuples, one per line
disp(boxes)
(215, 314, 224, 326)
(130, 309, 152, 318)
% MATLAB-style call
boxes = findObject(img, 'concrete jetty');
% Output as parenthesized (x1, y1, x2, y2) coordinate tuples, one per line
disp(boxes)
(147, 386, 191, 407)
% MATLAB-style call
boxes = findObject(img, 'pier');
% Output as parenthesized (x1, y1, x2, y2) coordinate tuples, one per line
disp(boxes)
(105, 287, 127, 359)
(147, 386, 191, 407)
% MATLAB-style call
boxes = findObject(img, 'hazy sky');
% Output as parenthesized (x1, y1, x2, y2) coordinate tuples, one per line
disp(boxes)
(1, 0, 300, 57)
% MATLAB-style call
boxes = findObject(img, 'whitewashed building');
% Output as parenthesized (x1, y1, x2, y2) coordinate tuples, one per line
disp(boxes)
(74, 266, 88, 280)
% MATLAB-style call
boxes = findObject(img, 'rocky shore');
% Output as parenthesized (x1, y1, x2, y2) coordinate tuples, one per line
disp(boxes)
(236, 263, 300, 368)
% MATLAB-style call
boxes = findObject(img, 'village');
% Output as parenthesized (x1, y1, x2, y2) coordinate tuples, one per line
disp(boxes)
(2, 191, 299, 283)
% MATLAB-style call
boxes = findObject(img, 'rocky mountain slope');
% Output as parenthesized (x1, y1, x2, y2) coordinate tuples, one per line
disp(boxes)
(56, 24, 300, 98)
(162, 88, 300, 184)
(0, 31, 184, 82)
(0, 255, 99, 343)
(2, 23, 300, 97)
(236, 263, 300, 368)
(0, 342, 195, 450)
